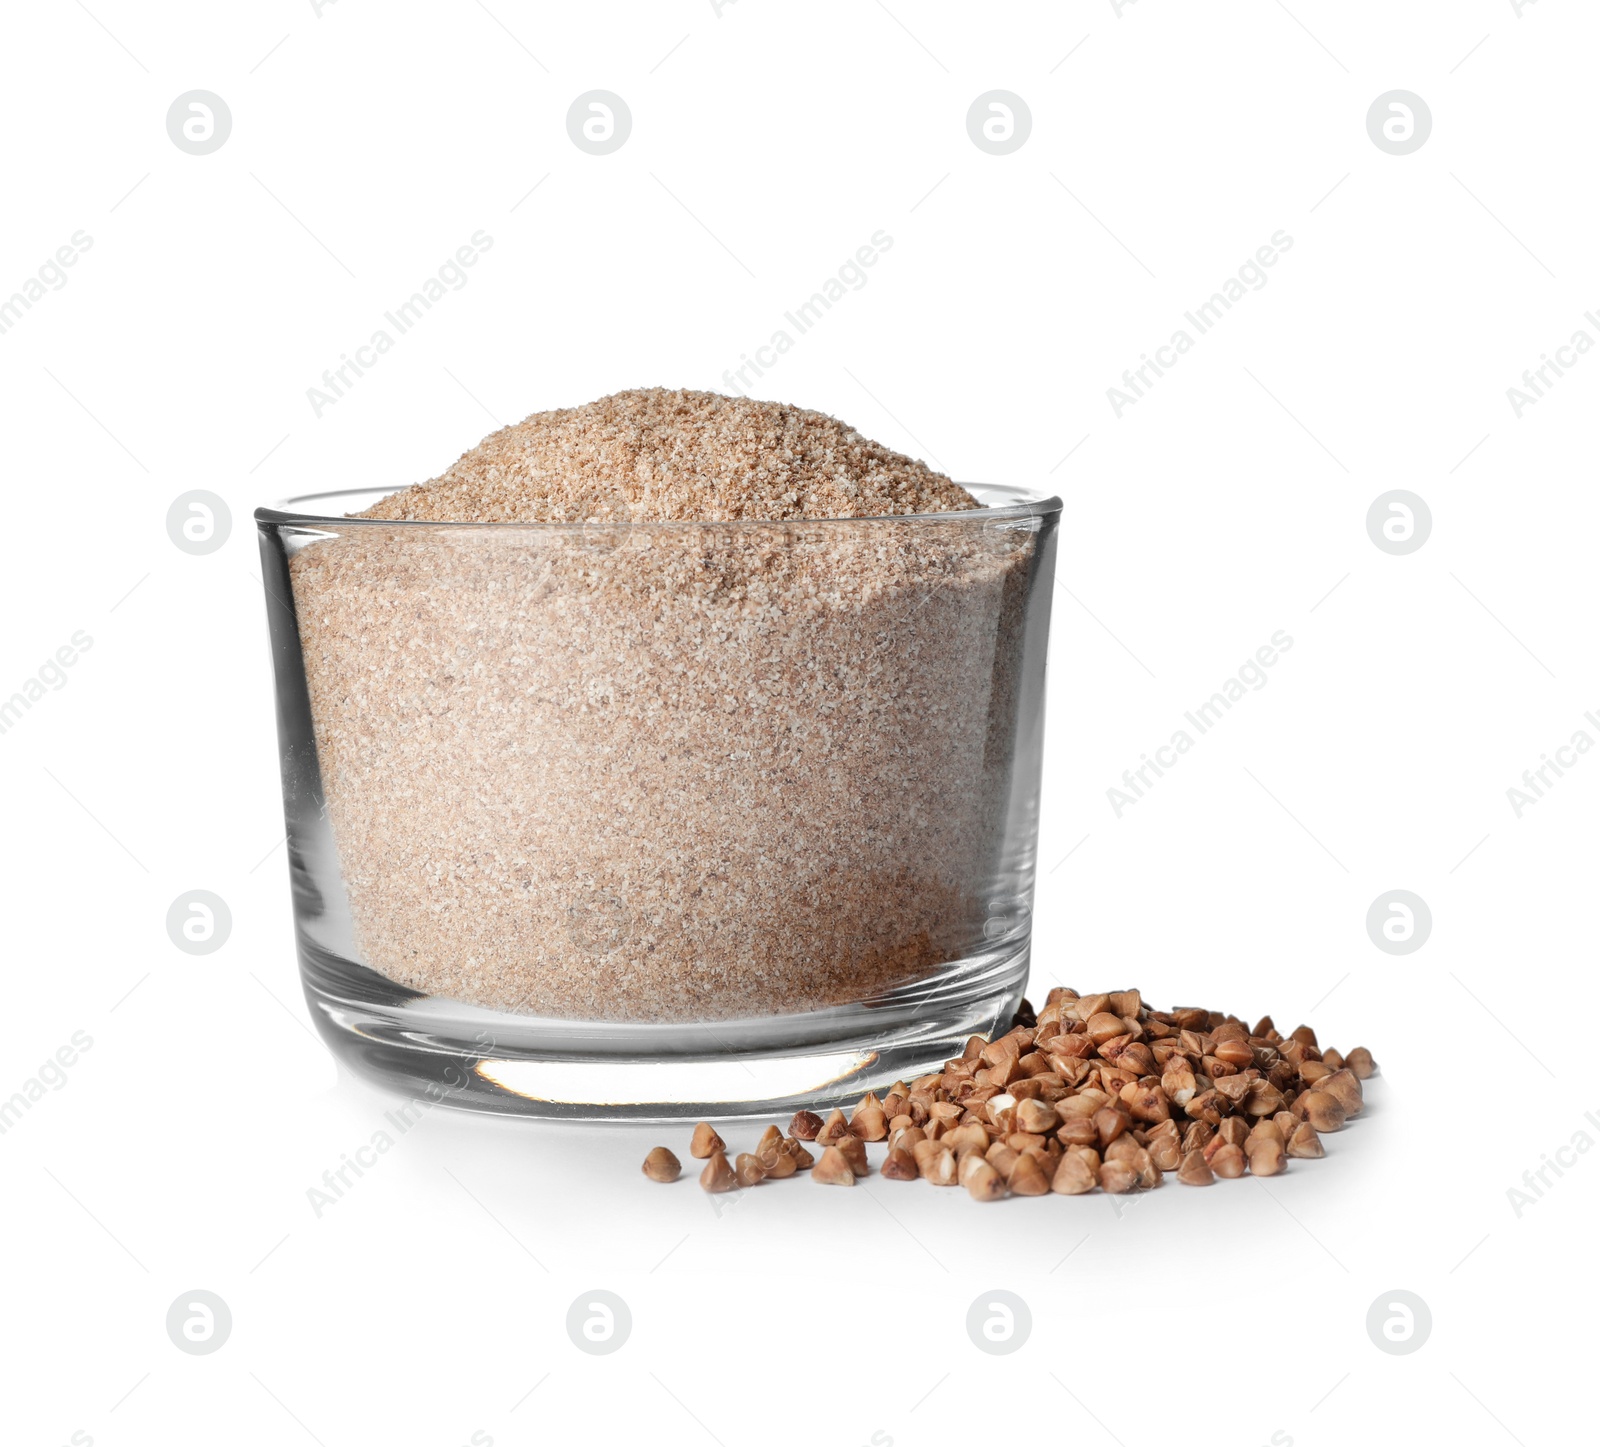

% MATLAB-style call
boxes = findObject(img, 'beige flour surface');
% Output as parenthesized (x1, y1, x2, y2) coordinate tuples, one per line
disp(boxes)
(357, 387, 978, 524)
(290, 390, 1036, 1022)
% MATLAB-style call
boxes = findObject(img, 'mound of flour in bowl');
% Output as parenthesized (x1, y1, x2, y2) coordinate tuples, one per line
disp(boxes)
(290, 389, 1036, 1022)
(356, 387, 978, 523)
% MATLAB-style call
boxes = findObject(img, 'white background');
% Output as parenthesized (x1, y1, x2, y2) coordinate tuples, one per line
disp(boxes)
(1, 1, 1593, 1444)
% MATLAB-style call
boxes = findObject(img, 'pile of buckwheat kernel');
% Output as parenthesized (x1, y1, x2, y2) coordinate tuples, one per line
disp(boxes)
(643, 988, 1378, 1199)
(290, 389, 1036, 1022)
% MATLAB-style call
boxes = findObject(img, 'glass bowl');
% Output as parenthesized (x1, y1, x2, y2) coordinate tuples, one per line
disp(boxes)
(255, 483, 1059, 1118)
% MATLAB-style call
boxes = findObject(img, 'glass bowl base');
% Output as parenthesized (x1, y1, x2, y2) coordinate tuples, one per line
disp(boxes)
(299, 933, 1030, 1121)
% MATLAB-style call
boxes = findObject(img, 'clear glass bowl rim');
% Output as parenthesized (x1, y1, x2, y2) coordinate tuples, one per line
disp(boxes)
(255, 482, 1062, 532)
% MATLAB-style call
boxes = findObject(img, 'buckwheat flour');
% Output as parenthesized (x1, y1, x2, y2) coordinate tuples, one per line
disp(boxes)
(289, 389, 1039, 1022)
(357, 387, 979, 524)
